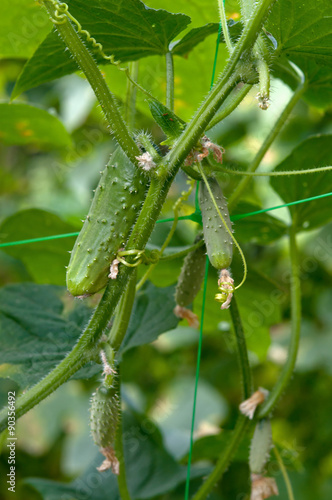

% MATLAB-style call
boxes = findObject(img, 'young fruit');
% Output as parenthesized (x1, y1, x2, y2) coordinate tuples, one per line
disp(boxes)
(90, 383, 120, 473)
(175, 236, 206, 308)
(66, 147, 147, 296)
(249, 419, 273, 474)
(90, 384, 120, 449)
(199, 177, 233, 270)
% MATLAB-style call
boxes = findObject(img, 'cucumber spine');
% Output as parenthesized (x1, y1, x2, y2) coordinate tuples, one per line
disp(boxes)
(66, 147, 148, 296)
(199, 177, 233, 270)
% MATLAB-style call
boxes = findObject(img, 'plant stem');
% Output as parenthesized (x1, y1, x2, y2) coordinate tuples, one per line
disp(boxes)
(116, 376, 132, 500)
(160, 238, 205, 262)
(43, 0, 140, 165)
(125, 61, 139, 132)
(217, 0, 233, 54)
(192, 297, 253, 500)
(207, 83, 252, 130)
(0, 176, 174, 433)
(258, 224, 301, 418)
(273, 445, 295, 500)
(192, 414, 249, 500)
(228, 80, 306, 209)
(229, 297, 253, 399)
(165, 0, 277, 174)
(166, 51, 175, 111)
(109, 269, 137, 351)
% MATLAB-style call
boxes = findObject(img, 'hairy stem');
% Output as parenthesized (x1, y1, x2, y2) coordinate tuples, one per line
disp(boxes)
(109, 269, 137, 351)
(125, 61, 139, 132)
(0, 175, 174, 433)
(192, 415, 249, 500)
(192, 297, 253, 500)
(228, 80, 306, 209)
(165, 0, 277, 175)
(43, 0, 140, 164)
(166, 51, 175, 111)
(229, 297, 253, 399)
(258, 224, 301, 418)
(116, 377, 132, 500)
(218, 0, 233, 53)
(207, 83, 252, 130)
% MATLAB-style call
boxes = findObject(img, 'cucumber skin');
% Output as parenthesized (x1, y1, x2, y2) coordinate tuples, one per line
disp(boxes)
(90, 385, 119, 448)
(175, 237, 206, 307)
(66, 147, 147, 296)
(249, 419, 273, 474)
(199, 178, 233, 270)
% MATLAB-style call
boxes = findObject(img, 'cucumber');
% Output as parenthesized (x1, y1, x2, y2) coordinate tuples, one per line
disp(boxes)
(199, 177, 233, 270)
(249, 419, 273, 474)
(66, 147, 147, 296)
(90, 384, 120, 450)
(175, 236, 206, 307)
(148, 99, 186, 146)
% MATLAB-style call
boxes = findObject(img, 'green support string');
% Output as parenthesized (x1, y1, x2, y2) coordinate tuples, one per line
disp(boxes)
(0, 192, 331, 249)
(184, 256, 209, 500)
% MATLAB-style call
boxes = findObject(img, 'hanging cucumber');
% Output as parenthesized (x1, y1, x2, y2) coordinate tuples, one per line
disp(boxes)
(90, 383, 120, 473)
(199, 177, 233, 270)
(174, 236, 206, 328)
(175, 235, 206, 308)
(67, 147, 148, 296)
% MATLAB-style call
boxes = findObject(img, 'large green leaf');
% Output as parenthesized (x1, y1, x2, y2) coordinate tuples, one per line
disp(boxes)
(267, 0, 332, 108)
(25, 410, 209, 500)
(12, 0, 190, 97)
(267, 0, 332, 67)
(270, 135, 332, 232)
(0, 284, 91, 388)
(171, 20, 242, 57)
(0, 209, 78, 285)
(0, 103, 71, 149)
(120, 281, 179, 353)
(0, 281, 179, 388)
(0, 0, 52, 59)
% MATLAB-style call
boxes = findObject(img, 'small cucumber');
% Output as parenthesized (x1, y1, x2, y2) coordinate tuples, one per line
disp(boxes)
(90, 384, 120, 449)
(148, 99, 186, 146)
(175, 236, 206, 307)
(67, 147, 147, 296)
(199, 177, 233, 270)
(249, 419, 273, 474)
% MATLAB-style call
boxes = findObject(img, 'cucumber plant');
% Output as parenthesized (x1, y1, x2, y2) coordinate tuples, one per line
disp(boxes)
(1, 0, 332, 499)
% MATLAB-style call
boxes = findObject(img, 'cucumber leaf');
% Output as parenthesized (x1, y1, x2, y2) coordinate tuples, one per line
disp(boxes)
(13, 0, 190, 97)
(0, 103, 71, 149)
(270, 135, 332, 232)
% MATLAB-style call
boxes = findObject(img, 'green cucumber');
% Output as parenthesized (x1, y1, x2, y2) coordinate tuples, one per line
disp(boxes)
(90, 384, 120, 449)
(249, 419, 273, 474)
(199, 177, 233, 269)
(148, 99, 186, 146)
(67, 147, 147, 296)
(175, 236, 206, 307)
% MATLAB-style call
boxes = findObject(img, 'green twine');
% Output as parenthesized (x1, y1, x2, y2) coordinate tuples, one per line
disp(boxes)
(184, 256, 209, 500)
(0, 192, 331, 249)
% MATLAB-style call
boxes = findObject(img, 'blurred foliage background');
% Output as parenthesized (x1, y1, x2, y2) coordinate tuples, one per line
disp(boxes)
(0, 0, 332, 499)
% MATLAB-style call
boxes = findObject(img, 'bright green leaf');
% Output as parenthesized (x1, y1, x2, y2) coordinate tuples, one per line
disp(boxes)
(120, 282, 179, 354)
(0, 0, 52, 59)
(0, 103, 71, 149)
(171, 20, 242, 57)
(270, 135, 332, 232)
(13, 0, 191, 97)
(0, 209, 78, 285)
(267, 0, 332, 67)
